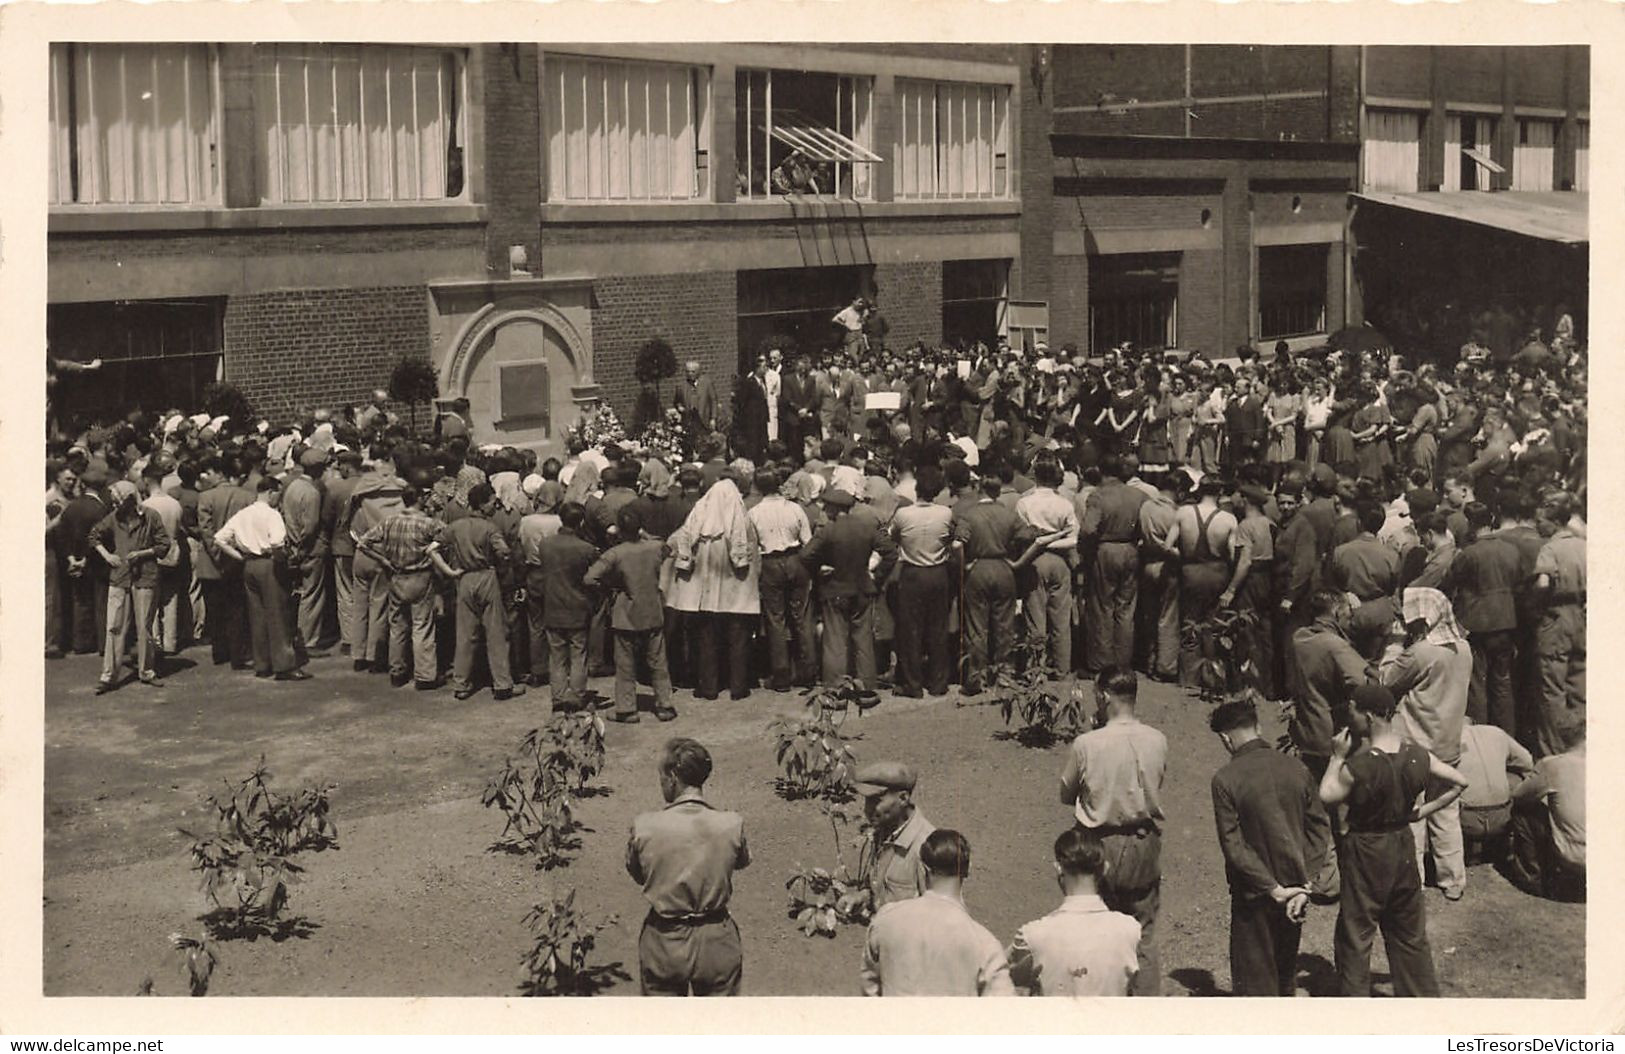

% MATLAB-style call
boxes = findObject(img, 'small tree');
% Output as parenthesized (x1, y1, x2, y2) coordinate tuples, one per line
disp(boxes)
(770, 680, 872, 802)
(178, 758, 338, 940)
(633, 338, 677, 434)
(388, 357, 439, 435)
(784, 802, 874, 938)
(1181, 606, 1267, 706)
(518, 890, 624, 996)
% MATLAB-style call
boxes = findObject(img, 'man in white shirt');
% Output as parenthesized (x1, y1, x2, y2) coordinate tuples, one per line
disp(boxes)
(1007, 826, 1141, 996)
(748, 468, 816, 689)
(215, 477, 310, 682)
(1015, 455, 1079, 674)
(860, 829, 1014, 997)
(764, 347, 783, 443)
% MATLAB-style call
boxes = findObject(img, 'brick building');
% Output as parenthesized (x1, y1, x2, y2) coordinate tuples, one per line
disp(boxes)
(1044, 45, 1363, 360)
(45, 43, 1587, 454)
(47, 42, 1043, 455)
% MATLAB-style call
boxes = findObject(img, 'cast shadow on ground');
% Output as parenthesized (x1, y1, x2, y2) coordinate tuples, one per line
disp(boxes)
(517, 960, 631, 997)
(1168, 967, 1223, 996)
(200, 908, 321, 943)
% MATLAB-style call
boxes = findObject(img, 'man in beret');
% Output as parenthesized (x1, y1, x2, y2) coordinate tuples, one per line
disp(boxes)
(857, 760, 936, 910)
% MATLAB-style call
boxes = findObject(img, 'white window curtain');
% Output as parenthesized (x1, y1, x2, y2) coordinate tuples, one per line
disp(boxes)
(255, 45, 461, 204)
(49, 43, 218, 206)
(1361, 109, 1421, 192)
(547, 56, 707, 202)
(1513, 119, 1556, 191)
(1444, 115, 1497, 191)
(1573, 122, 1589, 192)
(894, 79, 1010, 200)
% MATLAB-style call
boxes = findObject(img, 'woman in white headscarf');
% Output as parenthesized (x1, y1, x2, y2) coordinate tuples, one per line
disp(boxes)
(665, 475, 760, 700)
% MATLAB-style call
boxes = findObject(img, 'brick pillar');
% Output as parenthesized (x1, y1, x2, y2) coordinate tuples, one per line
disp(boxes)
(1013, 45, 1053, 316)
(485, 44, 542, 278)
(712, 61, 737, 204)
(219, 45, 258, 209)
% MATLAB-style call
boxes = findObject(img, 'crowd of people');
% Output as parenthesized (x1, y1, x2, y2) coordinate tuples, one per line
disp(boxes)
(45, 297, 1587, 996)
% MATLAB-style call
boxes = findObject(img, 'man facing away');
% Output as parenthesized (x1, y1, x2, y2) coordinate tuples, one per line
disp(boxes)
(860, 829, 1014, 996)
(1006, 826, 1142, 996)
(1209, 699, 1331, 996)
(626, 738, 750, 996)
(1058, 666, 1168, 995)
(1319, 682, 1467, 997)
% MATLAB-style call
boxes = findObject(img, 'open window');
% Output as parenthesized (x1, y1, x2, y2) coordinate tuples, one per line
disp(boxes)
(1090, 253, 1179, 354)
(1445, 114, 1501, 192)
(735, 69, 878, 200)
(1257, 244, 1328, 341)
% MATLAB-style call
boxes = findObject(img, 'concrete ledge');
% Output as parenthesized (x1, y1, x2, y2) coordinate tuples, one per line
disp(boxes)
(540, 198, 1021, 224)
(50, 202, 489, 234)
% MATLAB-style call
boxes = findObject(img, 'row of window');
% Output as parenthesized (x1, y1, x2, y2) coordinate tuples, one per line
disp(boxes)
(1362, 108, 1590, 194)
(48, 43, 1015, 208)
(1089, 246, 1332, 353)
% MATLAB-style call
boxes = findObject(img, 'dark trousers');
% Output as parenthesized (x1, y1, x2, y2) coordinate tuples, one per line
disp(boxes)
(1178, 561, 1230, 686)
(1533, 604, 1585, 758)
(639, 914, 742, 996)
(821, 592, 877, 688)
(614, 627, 672, 715)
(546, 626, 588, 709)
(46, 551, 66, 654)
(895, 563, 950, 694)
(692, 612, 752, 699)
(961, 561, 1016, 693)
(523, 568, 551, 684)
(71, 570, 110, 654)
(664, 607, 691, 688)
(1239, 564, 1277, 699)
(1468, 628, 1518, 736)
(1135, 558, 1180, 681)
(452, 569, 512, 692)
(200, 576, 249, 665)
(1084, 541, 1139, 673)
(242, 556, 299, 675)
(1230, 895, 1301, 996)
(759, 552, 817, 688)
(1333, 830, 1439, 997)
(1506, 797, 1585, 901)
(1096, 825, 1162, 996)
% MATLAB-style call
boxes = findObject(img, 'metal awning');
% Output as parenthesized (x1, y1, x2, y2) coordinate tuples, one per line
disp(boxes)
(1462, 146, 1505, 174)
(762, 111, 883, 164)
(1352, 190, 1588, 245)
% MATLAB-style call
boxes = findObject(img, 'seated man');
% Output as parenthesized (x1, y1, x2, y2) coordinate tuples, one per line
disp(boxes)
(1507, 717, 1585, 901)
(1455, 716, 1535, 865)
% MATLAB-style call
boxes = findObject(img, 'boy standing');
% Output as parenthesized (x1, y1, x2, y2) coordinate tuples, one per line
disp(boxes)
(584, 506, 675, 723)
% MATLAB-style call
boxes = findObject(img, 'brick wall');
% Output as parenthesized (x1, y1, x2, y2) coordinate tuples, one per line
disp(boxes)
(479, 44, 542, 276)
(1050, 254, 1089, 351)
(1178, 249, 1225, 356)
(589, 271, 738, 426)
(873, 261, 942, 350)
(222, 285, 431, 423)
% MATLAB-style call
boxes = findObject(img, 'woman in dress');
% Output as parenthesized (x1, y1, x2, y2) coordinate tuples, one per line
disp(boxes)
(1350, 386, 1395, 482)
(1265, 374, 1302, 476)
(1138, 367, 1173, 470)
(1191, 379, 1227, 474)
(1301, 375, 1334, 467)
(1166, 373, 1196, 466)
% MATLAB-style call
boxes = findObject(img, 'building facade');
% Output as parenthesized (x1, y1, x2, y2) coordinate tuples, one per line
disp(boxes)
(47, 42, 1046, 455)
(1044, 45, 1363, 359)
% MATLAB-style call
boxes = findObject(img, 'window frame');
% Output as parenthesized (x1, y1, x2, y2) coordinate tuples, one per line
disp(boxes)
(1255, 243, 1329, 342)
(48, 43, 224, 210)
(544, 53, 713, 205)
(894, 77, 1012, 202)
(1088, 253, 1181, 356)
(735, 67, 878, 202)
(252, 43, 469, 208)
(1360, 106, 1426, 194)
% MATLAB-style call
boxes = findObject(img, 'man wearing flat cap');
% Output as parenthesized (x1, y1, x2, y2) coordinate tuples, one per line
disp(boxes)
(857, 761, 936, 910)
(284, 447, 332, 655)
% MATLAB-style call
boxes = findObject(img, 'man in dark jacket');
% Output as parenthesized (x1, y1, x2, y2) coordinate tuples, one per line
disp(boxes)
(801, 488, 897, 690)
(1209, 699, 1331, 996)
(535, 502, 601, 712)
(1448, 502, 1524, 737)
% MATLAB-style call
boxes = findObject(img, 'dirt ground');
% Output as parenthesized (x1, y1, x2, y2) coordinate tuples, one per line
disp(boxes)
(42, 647, 1584, 998)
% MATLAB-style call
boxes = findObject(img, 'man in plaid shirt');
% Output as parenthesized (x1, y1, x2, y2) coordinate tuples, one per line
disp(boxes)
(357, 486, 456, 690)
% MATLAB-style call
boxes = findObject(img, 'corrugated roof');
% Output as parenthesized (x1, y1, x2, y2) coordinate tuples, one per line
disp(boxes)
(1353, 190, 1588, 245)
